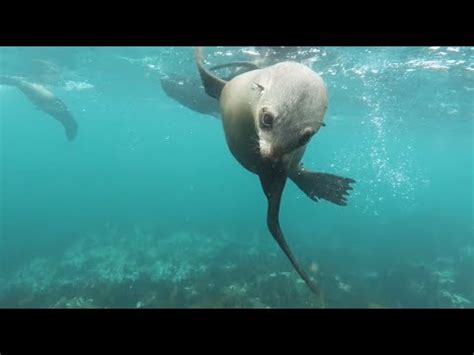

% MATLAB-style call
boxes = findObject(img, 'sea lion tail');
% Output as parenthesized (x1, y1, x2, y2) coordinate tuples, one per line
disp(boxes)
(289, 166, 356, 206)
(194, 47, 227, 100)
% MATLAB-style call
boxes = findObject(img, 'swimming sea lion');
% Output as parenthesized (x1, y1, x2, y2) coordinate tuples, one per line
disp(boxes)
(0, 75, 78, 141)
(160, 75, 221, 118)
(195, 47, 355, 295)
(160, 61, 260, 118)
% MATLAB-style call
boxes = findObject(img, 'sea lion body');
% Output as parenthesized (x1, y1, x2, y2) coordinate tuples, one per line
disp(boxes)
(194, 48, 355, 297)
(220, 62, 326, 176)
(160, 62, 260, 119)
(0, 76, 78, 141)
(160, 75, 220, 118)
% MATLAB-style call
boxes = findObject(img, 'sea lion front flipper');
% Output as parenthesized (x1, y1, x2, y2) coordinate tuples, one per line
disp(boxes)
(194, 47, 227, 100)
(289, 166, 356, 206)
(259, 166, 320, 295)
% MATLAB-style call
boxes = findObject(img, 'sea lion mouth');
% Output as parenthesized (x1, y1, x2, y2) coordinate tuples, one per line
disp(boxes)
(260, 142, 298, 169)
(259, 129, 313, 165)
(271, 140, 306, 158)
(261, 149, 291, 174)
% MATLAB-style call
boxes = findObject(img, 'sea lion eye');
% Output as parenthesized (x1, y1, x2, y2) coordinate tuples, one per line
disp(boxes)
(260, 112, 274, 129)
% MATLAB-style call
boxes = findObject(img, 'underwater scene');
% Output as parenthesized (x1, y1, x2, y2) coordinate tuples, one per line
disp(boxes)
(0, 46, 472, 308)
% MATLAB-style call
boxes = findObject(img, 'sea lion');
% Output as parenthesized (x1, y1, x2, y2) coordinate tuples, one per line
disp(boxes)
(160, 75, 221, 118)
(160, 61, 260, 118)
(195, 47, 355, 295)
(0, 75, 78, 141)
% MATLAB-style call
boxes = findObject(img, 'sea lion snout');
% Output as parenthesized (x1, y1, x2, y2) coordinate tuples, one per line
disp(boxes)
(259, 126, 315, 162)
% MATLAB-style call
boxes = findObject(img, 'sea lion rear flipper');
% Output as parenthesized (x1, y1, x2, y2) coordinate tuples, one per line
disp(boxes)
(194, 47, 227, 100)
(50, 100, 78, 141)
(61, 113, 78, 141)
(259, 167, 320, 295)
(290, 166, 356, 206)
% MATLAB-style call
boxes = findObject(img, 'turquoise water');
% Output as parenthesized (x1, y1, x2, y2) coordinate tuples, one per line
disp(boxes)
(0, 46, 472, 308)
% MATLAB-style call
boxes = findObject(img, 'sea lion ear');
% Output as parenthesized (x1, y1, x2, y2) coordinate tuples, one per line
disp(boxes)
(251, 82, 265, 93)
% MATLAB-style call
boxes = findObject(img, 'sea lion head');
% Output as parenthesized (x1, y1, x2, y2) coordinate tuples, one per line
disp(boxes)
(251, 62, 328, 168)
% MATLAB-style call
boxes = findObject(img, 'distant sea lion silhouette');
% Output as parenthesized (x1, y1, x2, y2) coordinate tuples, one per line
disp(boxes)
(160, 61, 260, 118)
(0, 75, 78, 141)
(195, 47, 355, 295)
(160, 75, 221, 118)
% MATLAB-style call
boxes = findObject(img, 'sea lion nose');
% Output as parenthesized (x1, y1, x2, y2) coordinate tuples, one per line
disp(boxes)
(299, 127, 316, 145)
